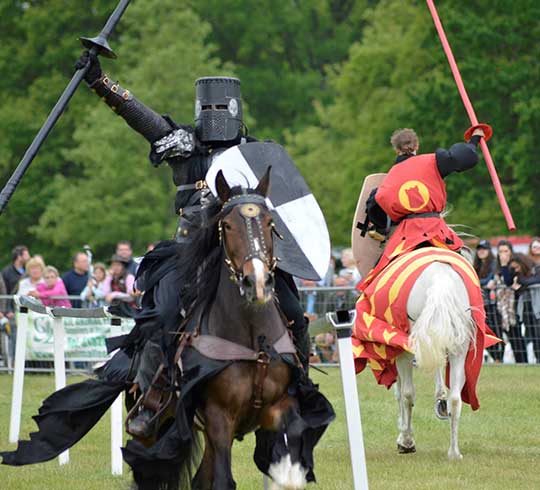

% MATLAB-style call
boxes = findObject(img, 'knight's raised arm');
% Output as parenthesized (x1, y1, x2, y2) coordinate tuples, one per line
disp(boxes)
(435, 134, 482, 177)
(76, 51, 175, 150)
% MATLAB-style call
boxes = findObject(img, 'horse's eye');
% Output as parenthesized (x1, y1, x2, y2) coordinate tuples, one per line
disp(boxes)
(223, 222, 232, 231)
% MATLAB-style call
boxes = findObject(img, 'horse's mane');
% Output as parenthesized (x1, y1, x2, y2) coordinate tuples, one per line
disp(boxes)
(178, 186, 263, 317)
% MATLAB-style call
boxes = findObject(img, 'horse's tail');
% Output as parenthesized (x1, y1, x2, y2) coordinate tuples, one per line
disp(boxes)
(131, 429, 203, 490)
(409, 264, 476, 370)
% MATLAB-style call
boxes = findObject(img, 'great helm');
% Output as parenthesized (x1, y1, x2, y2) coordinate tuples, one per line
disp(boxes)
(194, 77, 243, 143)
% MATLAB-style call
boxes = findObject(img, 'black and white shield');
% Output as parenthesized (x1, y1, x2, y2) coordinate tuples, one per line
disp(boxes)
(206, 142, 330, 280)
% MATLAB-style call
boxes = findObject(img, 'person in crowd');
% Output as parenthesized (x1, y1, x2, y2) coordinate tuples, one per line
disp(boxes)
(314, 332, 338, 363)
(474, 240, 504, 362)
(101, 255, 136, 305)
(80, 262, 109, 307)
(115, 240, 138, 276)
(338, 248, 361, 287)
(1, 245, 30, 358)
(300, 278, 319, 317)
(29, 266, 72, 308)
(17, 257, 45, 296)
(62, 252, 90, 308)
(0, 274, 10, 359)
(509, 253, 540, 363)
(2, 245, 30, 295)
(528, 237, 540, 267)
(493, 240, 526, 363)
(146, 242, 158, 253)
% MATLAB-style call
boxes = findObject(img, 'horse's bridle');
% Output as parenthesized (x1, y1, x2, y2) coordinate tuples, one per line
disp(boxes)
(218, 193, 280, 294)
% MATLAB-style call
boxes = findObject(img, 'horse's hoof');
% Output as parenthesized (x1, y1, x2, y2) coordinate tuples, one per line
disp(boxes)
(448, 453, 463, 461)
(397, 443, 416, 454)
(435, 399, 449, 420)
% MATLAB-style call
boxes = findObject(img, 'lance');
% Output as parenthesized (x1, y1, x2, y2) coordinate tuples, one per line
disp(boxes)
(426, 0, 516, 231)
(0, 0, 131, 214)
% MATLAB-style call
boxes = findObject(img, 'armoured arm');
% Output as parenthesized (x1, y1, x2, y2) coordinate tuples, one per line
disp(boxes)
(435, 135, 481, 177)
(89, 74, 173, 143)
(77, 50, 175, 146)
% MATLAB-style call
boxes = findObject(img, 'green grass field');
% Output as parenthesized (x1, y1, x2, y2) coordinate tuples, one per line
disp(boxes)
(1, 366, 539, 490)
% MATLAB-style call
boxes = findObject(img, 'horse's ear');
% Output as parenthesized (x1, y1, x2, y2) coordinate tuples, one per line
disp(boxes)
(255, 166, 272, 197)
(215, 170, 231, 202)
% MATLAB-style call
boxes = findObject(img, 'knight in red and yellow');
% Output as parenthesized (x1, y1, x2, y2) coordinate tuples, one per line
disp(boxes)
(353, 126, 501, 410)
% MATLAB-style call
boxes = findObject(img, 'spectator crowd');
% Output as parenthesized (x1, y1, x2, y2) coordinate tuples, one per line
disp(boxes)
(301, 239, 540, 365)
(473, 238, 540, 364)
(1, 238, 539, 366)
(0, 241, 154, 361)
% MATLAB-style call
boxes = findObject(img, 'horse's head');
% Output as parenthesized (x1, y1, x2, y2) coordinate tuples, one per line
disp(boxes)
(215, 167, 277, 304)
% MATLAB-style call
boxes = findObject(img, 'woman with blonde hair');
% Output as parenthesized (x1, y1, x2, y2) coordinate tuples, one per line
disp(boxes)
(16, 257, 45, 296)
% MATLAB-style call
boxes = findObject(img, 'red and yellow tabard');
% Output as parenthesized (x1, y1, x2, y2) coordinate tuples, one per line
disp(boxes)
(359, 154, 463, 290)
(352, 247, 501, 410)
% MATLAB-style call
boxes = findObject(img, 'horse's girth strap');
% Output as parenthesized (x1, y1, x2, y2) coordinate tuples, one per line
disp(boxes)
(253, 352, 270, 409)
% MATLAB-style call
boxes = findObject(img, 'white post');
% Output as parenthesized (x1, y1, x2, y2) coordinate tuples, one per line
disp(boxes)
(110, 393, 123, 475)
(327, 311, 369, 490)
(9, 302, 28, 443)
(110, 316, 123, 475)
(52, 315, 69, 465)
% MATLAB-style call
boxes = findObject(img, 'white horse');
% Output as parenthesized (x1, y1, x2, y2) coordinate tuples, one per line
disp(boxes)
(395, 261, 476, 461)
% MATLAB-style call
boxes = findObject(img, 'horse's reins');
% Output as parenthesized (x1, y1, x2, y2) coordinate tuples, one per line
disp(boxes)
(218, 193, 279, 295)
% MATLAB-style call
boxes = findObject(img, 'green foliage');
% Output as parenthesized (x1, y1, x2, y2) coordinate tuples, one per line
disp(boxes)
(0, 0, 114, 269)
(289, 0, 540, 245)
(0, 0, 233, 268)
(0, 0, 538, 265)
(35, 0, 233, 265)
(189, 0, 370, 140)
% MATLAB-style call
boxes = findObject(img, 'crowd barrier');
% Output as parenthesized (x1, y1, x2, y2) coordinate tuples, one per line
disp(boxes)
(2, 285, 540, 370)
(7, 296, 125, 475)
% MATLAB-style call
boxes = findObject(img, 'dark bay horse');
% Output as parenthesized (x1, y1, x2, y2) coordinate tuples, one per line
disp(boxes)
(131, 168, 334, 490)
(0, 169, 332, 489)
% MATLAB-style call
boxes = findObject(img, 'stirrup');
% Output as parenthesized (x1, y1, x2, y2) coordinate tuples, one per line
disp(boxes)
(125, 365, 175, 436)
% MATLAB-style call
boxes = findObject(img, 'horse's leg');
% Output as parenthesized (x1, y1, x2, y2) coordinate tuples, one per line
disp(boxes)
(434, 365, 449, 420)
(192, 431, 215, 490)
(395, 352, 416, 453)
(447, 349, 467, 461)
(204, 403, 236, 490)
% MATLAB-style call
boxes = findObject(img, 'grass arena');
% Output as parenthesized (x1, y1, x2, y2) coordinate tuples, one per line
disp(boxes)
(1, 366, 538, 490)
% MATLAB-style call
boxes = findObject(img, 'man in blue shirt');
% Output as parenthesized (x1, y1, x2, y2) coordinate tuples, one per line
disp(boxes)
(62, 252, 90, 308)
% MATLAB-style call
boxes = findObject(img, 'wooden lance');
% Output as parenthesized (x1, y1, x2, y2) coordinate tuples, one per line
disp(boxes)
(426, 0, 516, 231)
(0, 0, 132, 214)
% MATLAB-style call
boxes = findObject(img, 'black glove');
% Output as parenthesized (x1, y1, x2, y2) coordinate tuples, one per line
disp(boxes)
(74, 50, 102, 84)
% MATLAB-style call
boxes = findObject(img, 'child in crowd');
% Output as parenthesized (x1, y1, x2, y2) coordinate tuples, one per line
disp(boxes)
(80, 262, 108, 307)
(29, 266, 72, 308)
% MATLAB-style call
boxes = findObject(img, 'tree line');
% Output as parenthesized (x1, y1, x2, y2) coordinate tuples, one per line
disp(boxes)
(0, 0, 538, 268)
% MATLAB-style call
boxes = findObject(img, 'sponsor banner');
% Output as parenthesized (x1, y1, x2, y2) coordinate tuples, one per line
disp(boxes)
(22, 311, 134, 361)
